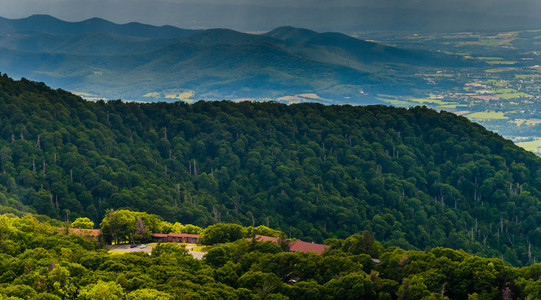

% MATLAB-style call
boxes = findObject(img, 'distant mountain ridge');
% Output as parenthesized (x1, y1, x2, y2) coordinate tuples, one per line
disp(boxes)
(0, 15, 471, 103)
(264, 26, 320, 43)
(0, 14, 198, 38)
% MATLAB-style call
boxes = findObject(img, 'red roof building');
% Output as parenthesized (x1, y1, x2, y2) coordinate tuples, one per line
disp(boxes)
(289, 240, 330, 255)
(248, 235, 330, 255)
(152, 233, 201, 244)
(152, 233, 168, 238)
(252, 234, 279, 243)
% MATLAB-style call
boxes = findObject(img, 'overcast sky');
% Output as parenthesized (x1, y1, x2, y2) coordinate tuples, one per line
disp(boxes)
(2, 0, 541, 31)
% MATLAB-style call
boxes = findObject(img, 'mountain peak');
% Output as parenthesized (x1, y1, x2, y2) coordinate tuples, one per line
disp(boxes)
(25, 14, 60, 21)
(264, 26, 318, 43)
(181, 28, 272, 44)
(14, 14, 65, 26)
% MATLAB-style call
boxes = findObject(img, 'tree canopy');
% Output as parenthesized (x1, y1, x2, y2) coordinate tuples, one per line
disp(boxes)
(0, 74, 540, 265)
(1, 213, 541, 299)
(71, 217, 94, 229)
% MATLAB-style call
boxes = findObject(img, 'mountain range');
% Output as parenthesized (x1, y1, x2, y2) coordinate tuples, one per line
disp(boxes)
(0, 14, 197, 38)
(4, 0, 541, 33)
(0, 15, 471, 103)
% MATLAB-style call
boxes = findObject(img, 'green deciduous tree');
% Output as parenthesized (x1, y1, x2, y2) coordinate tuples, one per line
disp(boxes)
(202, 223, 246, 245)
(71, 217, 94, 229)
(79, 281, 125, 300)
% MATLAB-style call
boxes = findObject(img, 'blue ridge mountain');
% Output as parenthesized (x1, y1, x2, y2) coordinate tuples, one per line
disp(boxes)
(0, 14, 198, 38)
(0, 15, 473, 103)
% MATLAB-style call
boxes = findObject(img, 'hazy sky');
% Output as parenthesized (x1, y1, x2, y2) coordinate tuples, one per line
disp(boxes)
(2, 0, 541, 31)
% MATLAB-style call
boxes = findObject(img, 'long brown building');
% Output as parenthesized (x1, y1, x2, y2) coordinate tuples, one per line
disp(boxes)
(152, 233, 201, 244)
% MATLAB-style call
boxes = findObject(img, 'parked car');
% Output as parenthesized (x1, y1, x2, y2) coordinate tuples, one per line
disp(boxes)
(140, 244, 147, 248)
(130, 244, 137, 248)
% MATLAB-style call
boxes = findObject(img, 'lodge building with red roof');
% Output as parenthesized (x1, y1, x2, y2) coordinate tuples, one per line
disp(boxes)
(152, 233, 201, 244)
(289, 240, 330, 255)
(251, 234, 330, 255)
(58, 228, 201, 244)
(58, 228, 322, 253)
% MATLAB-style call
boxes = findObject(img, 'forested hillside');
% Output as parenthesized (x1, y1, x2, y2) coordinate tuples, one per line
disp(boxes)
(0, 74, 540, 265)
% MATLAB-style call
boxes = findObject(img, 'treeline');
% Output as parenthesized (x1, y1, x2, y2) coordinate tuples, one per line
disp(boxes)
(3, 213, 541, 299)
(0, 74, 540, 265)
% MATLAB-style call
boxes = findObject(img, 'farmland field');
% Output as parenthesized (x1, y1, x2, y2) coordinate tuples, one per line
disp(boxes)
(515, 138, 541, 153)
(354, 29, 541, 155)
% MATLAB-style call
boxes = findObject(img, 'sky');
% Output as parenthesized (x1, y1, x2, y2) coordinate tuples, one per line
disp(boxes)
(2, 0, 541, 32)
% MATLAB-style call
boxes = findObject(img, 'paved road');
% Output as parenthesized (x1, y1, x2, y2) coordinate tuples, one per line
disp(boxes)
(108, 244, 205, 259)
(186, 245, 205, 259)
(109, 244, 152, 252)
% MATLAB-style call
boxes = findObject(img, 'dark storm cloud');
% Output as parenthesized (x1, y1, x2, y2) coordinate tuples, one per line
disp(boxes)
(2, 0, 541, 31)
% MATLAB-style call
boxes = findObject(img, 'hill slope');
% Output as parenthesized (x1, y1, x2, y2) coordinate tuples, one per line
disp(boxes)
(0, 75, 540, 265)
(0, 15, 471, 103)
(0, 41, 382, 101)
(0, 31, 174, 55)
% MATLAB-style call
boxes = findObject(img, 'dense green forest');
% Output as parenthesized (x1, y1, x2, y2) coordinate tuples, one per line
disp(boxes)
(3, 214, 541, 299)
(0, 74, 540, 266)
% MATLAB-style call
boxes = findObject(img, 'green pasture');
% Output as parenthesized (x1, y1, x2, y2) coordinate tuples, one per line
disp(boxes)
(484, 68, 513, 73)
(514, 119, 541, 126)
(378, 97, 465, 109)
(515, 74, 541, 79)
(493, 89, 531, 99)
(190, 245, 212, 252)
(486, 61, 517, 65)
(466, 111, 508, 120)
(516, 138, 541, 154)
(477, 57, 504, 61)
(377, 98, 414, 107)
